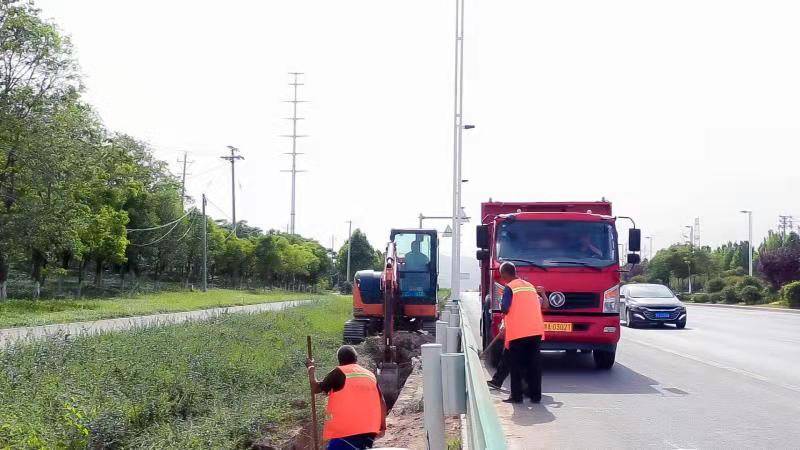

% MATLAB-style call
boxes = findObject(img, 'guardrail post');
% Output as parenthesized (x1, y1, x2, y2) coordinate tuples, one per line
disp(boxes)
(435, 320, 448, 346)
(441, 352, 467, 415)
(446, 326, 460, 353)
(421, 343, 446, 450)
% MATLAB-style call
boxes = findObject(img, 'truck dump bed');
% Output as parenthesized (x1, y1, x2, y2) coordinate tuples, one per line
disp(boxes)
(481, 201, 612, 222)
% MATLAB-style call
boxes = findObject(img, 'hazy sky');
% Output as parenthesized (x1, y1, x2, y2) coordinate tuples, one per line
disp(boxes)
(35, 0, 799, 258)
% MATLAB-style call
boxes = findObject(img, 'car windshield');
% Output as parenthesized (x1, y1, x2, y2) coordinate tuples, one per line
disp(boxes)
(627, 285, 674, 298)
(496, 220, 617, 268)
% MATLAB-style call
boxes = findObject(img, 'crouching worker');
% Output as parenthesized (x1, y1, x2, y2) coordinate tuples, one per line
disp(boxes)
(307, 345, 387, 450)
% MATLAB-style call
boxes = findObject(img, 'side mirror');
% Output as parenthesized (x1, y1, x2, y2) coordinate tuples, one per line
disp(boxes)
(627, 253, 641, 265)
(476, 225, 489, 249)
(476, 249, 490, 261)
(628, 228, 641, 252)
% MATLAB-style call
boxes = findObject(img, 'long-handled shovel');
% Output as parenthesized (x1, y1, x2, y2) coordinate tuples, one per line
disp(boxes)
(306, 335, 320, 450)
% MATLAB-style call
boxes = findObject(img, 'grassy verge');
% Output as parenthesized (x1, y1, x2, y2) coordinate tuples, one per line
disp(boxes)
(0, 289, 330, 329)
(0, 295, 348, 448)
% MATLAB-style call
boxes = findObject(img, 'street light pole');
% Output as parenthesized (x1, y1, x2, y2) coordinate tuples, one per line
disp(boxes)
(645, 236, 653, 260)
(451, 0, 466, 303)
(741, 210, 753, 276)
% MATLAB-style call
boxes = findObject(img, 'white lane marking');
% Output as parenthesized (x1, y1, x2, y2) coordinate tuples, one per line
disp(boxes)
(626, 337, 800, 394)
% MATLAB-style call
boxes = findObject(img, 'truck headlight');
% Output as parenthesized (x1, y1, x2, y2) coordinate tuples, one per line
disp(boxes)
(603, 284, 620, 313)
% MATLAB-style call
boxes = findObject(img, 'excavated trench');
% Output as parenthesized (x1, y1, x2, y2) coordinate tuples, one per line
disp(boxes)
(254, 332, 433, 450)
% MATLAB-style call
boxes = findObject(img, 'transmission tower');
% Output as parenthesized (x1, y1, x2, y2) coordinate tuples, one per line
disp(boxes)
(778, 215, 795, 236)
(281, 72, 307, 235)
(694, 217, 701, 247)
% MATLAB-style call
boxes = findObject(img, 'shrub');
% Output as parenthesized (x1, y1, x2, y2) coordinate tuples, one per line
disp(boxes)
(738, 276, 762, 290)
(721, 286, 740, 304)
(722, 268, 746, 277)
(783, 281, 800, 308)
(705, 278, 725, 293)
(708, 292, 723, 304)
(691, 293, 709, 303)
(739, 285, 763, 305)
(629, 275, 647, 283)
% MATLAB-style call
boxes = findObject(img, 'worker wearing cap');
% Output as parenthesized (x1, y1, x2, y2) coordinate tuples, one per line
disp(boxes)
(307, 345, 387, 449)
(499, 261, 545, 403)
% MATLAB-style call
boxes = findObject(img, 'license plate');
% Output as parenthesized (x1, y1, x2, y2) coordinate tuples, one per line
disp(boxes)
(655, 312, 670, 319)
(544, 322, 572, 332)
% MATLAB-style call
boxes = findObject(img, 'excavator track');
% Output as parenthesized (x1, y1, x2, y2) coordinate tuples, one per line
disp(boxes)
(342, 319, 368, 344)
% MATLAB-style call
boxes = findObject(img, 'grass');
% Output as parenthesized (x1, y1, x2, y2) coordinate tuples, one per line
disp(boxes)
(438, 288, 452, 311)
(0, 289, 330, 329)
(0, 295, 349, 449)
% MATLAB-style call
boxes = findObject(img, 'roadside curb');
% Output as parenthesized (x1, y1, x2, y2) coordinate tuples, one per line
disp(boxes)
(689, 302, 800, 314)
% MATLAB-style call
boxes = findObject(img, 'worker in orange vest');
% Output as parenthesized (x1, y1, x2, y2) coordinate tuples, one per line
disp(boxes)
(307, 345, 387, 449)
(499, 262, 545, 403)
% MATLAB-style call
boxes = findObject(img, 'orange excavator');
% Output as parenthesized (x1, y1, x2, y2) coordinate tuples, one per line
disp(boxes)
(343, 228, 439, 398)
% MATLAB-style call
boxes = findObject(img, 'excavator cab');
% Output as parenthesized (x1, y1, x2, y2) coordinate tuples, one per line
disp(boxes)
(391, 229, 438, 302)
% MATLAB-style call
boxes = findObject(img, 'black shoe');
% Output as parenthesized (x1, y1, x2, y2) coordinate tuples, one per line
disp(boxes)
(529, 397, 541, 404)
(502, 397, 523, 404)
(487, 380, 502, 390)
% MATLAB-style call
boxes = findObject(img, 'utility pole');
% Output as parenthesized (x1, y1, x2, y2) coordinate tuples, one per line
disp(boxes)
(741, 210, 753, 276)
(220, 146, 244, 236)
(178, 152, 192, 208)
(451, 0, 466, 304)
(202, 193, 208, 292)
(282, 72, 307, 235)
(346, 221, 353, 283)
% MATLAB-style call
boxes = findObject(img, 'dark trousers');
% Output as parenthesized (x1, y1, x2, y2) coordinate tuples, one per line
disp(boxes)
(508, 335, 542, 401)
(327, 435, 375, 449)
(491, 349, 509, 385)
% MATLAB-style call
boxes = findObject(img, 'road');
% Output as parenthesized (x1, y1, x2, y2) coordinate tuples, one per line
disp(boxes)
(460, 292, 800, 449)
(0, 300, 307, 348)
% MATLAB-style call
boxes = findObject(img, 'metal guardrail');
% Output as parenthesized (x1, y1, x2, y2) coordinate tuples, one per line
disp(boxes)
(460, 307, 507, 449)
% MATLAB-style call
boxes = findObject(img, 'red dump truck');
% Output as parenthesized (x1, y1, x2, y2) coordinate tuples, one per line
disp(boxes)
(476, 201, 640, 369)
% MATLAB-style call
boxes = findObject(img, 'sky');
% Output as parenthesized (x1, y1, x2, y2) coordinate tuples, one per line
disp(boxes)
(35, 0, 799, 263)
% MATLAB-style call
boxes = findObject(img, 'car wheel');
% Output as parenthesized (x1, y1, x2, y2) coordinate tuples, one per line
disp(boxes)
(676, 319, 686, 329)
(593, 350, 616, 370)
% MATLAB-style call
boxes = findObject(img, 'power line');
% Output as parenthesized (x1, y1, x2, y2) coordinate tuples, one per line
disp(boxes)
(281, 72, 308, 235)
(126, 211, 191, 233)
(129, 217, 185, 247)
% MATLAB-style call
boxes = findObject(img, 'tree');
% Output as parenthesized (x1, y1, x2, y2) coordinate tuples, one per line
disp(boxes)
(646, 245, 715, 283)
(758, 245, 800, 290)
(336, 229, 381, 283)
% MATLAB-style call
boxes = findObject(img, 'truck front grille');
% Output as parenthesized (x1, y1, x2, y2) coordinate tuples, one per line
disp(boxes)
(550, 292, 599, 310)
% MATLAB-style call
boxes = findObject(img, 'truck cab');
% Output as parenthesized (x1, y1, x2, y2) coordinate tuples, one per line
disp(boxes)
(476, 201, 641, 369)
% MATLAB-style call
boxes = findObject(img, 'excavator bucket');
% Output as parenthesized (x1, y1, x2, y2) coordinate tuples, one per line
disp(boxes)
(377, 362, 400, 402)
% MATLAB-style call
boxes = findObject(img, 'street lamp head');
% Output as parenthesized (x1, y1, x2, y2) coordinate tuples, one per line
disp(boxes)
(740, 210, 751, 214)
(463, 124, 475, 129)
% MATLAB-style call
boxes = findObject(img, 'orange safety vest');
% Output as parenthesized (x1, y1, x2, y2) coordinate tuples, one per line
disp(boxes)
(504, 278, 545, 349)
(323, 364, 383, 440)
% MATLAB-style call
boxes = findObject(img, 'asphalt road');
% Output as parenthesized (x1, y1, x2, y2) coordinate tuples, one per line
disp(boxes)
(460, 292, 800, 449)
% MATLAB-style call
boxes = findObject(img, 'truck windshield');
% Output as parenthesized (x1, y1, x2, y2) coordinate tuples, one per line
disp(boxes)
(496, 220, 617, 268)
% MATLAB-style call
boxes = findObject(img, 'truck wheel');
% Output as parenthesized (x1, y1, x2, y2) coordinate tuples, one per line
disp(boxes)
(593, 350, 616, 370)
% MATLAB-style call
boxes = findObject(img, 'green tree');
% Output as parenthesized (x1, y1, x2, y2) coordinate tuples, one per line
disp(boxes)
(336, 229, 381, 283)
